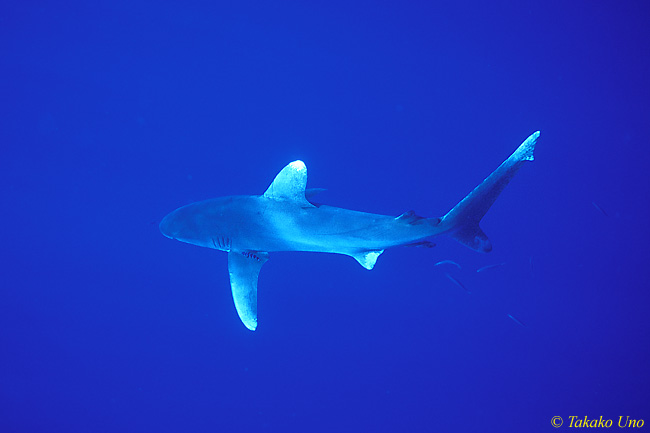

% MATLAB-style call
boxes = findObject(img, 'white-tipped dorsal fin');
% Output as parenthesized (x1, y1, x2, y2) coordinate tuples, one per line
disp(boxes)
(228, 250, 269, 331)
(350, 250, 384, 270)
(264, 160, 314, 207)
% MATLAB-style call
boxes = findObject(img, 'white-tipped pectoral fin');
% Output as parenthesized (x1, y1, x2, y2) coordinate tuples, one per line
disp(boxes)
(227, 251, 269, 331)
(350, 250, 384, 270)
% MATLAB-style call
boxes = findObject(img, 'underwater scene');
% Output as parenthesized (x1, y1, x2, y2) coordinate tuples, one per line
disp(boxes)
(1, 1, 648, 432)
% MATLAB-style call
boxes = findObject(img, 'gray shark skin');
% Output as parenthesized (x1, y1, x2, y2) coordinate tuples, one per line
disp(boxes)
(160, 131, 540, 331)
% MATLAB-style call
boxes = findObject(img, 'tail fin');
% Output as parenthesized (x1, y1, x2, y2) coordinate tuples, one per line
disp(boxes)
(440, 131, 540, 252)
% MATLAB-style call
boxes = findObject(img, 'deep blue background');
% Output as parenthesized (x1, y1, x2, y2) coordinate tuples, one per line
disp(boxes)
(1, 1, 649, 432)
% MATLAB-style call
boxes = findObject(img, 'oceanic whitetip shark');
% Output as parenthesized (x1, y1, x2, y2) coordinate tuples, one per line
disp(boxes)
(160, 131, 540, 330)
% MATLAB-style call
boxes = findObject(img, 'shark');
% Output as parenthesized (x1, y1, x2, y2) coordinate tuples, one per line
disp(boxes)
(160, 131, 540, 331)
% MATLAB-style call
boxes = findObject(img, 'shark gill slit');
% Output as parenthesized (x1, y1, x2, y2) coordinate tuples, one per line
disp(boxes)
(212, 236, 231, 251)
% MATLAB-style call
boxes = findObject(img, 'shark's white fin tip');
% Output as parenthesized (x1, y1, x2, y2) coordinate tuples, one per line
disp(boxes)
(516, 130, 540, 161)
(441, 130, 539, 252)
(228, 250, 268, 332)
(350, 250, 384, 270)
(264, 160, 313, 207)
(289, 160, 306, 171)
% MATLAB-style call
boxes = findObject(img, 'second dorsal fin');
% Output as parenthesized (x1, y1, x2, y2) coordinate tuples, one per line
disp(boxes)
(395, 210, 426, 224)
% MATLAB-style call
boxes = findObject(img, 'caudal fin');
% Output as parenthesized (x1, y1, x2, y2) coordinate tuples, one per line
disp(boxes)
(440, 131, 540, 252)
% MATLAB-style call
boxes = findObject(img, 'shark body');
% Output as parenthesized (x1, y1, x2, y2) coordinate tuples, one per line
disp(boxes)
(160, 131, 540, 330)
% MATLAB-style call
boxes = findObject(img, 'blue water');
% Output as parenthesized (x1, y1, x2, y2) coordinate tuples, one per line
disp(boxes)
(1, 1, 648, 432)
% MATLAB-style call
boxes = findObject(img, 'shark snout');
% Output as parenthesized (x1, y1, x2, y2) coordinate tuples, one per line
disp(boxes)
(159, 211, 177, 239)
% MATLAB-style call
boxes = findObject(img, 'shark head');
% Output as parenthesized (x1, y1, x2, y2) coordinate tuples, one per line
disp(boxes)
(159, 205, 193, 241)
(160, 198, 236, 250)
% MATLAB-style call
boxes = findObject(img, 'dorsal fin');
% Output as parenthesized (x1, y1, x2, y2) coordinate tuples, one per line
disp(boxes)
(264, 160, 314, 207)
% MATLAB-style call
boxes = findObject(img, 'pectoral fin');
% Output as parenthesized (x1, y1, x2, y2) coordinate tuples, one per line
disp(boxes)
(228, 250, 269, 331)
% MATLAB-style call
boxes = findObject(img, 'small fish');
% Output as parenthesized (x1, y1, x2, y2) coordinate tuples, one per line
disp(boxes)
(405, 240, 436, 248)
(476, 262, 506, 273)
(445, 273, 470, 293)
(507, 314, 526, 327)
(435, 260, 462, 269)
(592, 201, 608, 217)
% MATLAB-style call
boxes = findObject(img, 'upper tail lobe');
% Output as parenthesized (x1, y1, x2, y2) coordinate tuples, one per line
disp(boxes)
(439, 131, 540, 252)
